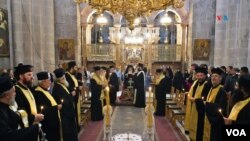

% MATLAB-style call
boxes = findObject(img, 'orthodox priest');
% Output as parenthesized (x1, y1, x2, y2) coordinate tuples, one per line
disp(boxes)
(202, 68, 227, 141)
(154, 69, 172, 116)
(134, 63, 146, 108)
(34, 72, 62, 141)
(65, 61, 81, 130)
(52, 68, 78, 141)
(14, 64, 44, 126)
(90, 66, 105, 121)
(223, 75, 250, 132)
(185, 67, 210, 141)
(0, 77, 40, 141)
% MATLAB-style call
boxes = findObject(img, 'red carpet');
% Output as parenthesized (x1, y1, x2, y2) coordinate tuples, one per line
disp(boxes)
(155, 116, 187, 141)
(78, 120, 103, 141)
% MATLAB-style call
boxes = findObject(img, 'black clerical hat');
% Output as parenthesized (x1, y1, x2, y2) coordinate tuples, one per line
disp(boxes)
(68, 61, 76, 69)
(0, 77, 14, 95)
(138, 63, 144, 68)
(156, 68, 163, 73)
(238, 76, 250, 90)
(53, 68, 65, 78)
(93, 66, 101, 71)
(211, 67, 224, 75)
(195, 67, 208, 75)
(109, 65, 115, 69)
(14, 64, 33, 75)
(37, 72, 50, 80)
(101, 66, 107, 70)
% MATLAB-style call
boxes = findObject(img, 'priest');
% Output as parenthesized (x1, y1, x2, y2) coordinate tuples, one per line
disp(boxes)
(14, 64, 44, 126)
(203, 68, 227, 141)
(0, 77, 40, 141)
(34, 72, 62, 141)
(154, 68, 171, 116)
(108, 65, 119, 105)
(52, 68, 78, 141)
(90, 66, 105, 121)
(134, 63, 146, 108)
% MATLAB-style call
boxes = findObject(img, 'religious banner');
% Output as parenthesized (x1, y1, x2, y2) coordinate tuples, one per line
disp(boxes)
(58, 39, 75, 60)
(193, 39, 210, 60)
(0, 8, 9, 56)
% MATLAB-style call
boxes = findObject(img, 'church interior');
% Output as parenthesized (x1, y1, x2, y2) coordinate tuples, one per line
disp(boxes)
(1, 0, 250, 141)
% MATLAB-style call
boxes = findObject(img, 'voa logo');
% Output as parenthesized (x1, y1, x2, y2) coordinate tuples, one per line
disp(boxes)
(226, 129, 246, 136)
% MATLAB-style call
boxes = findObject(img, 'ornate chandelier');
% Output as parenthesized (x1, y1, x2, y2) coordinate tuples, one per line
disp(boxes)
(79, 0, 184, 30)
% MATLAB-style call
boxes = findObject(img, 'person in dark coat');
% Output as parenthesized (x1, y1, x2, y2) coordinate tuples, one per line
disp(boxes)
(154, 69, 171, 116)
(201, 68, 228, 141)
(0, 77, 40, 141)
(34, 72, 62, 141)
(52, 68, 78, 141)
(90, 66, 105, 121)
(109, 65, 119, 105)
(14, 64, 44, 126)
(223, 75, 250, 126)
(134, 63, 146, 108)
(65, 61, 81, 130)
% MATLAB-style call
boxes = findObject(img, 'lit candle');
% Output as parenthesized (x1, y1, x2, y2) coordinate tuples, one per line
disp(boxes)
(40, 106, 44, 113)
(61, 99, 64, 104)
(149, 86, 152, 92)
(201, 96, 204, 100)
(218, 108, 224, 117)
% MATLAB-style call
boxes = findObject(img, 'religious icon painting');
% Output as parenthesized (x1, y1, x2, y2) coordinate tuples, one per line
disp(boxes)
(58, 39, 75, 60)
(193, 39, 210, 60)
(0, 8, 9, 57)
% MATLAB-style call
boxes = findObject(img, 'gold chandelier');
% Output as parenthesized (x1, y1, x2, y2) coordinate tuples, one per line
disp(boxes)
(78, 0, 184, 30)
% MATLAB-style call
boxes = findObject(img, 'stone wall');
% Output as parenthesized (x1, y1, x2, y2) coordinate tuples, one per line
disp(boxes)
(54, 0, 78, 65)
(189, 0, 216, 66)
(214, 0, 250, 67)
(11, 0, 55, 72)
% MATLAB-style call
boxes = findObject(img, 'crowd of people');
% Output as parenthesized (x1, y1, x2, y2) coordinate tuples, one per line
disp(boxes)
(0, 62, 250, 141)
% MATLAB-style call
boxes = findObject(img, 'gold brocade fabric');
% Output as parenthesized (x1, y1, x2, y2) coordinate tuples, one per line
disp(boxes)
(155, 74, 165, 85)
(184, 80, 198, 131)
(66, 72, 79, 87)
(189, 81, 207, 140)
(16, 85, 37, 121)
(228, 97, 250, 120)
(203, 85, 222, 141)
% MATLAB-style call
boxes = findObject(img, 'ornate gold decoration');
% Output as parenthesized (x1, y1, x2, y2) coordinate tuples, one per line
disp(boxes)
(80, 0, 184, 30)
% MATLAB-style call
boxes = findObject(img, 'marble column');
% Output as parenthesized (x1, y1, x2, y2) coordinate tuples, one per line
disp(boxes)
(114, 24, 121, 67)
(75, 1, 82, 66)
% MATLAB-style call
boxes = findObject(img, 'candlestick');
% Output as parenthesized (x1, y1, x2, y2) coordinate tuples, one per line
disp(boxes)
(40, 106, 44, 113)
(105, 86, 110, 105)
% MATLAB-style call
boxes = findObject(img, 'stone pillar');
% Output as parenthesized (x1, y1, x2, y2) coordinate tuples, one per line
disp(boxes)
(181, 24, 187, 72)
(114, 24, 121, 67)
(147, 24, 154, 70)
(75, 1, 83, 66)
(81, 23, 88, 67)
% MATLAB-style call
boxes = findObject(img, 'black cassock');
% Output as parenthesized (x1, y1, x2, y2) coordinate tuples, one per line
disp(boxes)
(90, 78, 103, 121)
(15, 83, 36, 126)
(155, 76, 172, 116)
(34, 87, 61, 141)
(109, 72, 119, 105)
(65, 72, 81, 130)
(52, 83, 78, 141)
(134, 71, 146, 108)
(0, 102, 39, 141)
(204, 86, 227, 141)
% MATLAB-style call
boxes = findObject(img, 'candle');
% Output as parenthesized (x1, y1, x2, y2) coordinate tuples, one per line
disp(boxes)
(201, 96, 204, 100)
(218, 108, 224, 117)
(149, 86, 152, 92)
(40, 106, 44, 113)
(106, 106, 110, 126)
(61, 99, 64, 103)
(105, 86, 110, 105)
(148, 106, 153, 128)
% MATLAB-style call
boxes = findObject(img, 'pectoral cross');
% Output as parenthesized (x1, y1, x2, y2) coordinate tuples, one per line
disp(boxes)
(127, 78, 134, 90)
